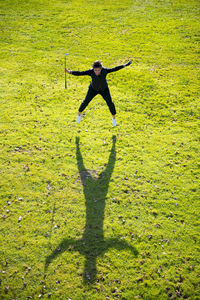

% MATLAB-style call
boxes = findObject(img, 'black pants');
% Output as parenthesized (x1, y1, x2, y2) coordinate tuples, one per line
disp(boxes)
(79, 86, 116, 115)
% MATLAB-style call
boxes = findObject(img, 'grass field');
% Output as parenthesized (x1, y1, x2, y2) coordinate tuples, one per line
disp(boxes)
(0, 0, 200, 299)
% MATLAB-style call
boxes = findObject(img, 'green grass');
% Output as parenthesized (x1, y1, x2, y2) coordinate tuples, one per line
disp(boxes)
(0, 0, 200, 299)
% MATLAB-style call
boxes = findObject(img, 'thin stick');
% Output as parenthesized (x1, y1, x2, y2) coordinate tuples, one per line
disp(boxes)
(65, 55, 67, 89)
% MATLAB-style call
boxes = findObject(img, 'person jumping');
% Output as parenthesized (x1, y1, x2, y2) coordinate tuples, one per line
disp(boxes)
(65, 60, 132, 126)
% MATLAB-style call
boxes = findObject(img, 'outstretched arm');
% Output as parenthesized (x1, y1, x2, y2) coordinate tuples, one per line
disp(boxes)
(106, 61, 132, 74)
(65, 68, 92, 76)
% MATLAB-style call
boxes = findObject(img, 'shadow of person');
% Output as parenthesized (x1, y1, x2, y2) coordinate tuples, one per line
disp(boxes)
(45, 135, 138, 284)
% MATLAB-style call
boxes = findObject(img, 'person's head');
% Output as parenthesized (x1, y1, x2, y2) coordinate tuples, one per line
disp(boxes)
(92, 60, 102, 76)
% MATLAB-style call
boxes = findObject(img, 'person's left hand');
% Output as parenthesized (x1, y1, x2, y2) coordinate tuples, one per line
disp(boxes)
(125, 61, 132, 67)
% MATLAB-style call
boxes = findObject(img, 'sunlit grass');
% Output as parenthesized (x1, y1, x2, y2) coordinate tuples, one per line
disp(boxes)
(0, 0, 199, 299)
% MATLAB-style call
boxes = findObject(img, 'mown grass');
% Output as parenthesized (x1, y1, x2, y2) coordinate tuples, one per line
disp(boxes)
(0, 0, 200, 299)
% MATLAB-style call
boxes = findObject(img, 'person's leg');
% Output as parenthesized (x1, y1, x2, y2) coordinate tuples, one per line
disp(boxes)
(77, 87, 97, 122)
(100, 88, 117, 125)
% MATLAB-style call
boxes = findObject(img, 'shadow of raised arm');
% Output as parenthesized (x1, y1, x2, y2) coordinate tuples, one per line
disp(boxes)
(106, 238, 138, 256)
(45, 238, 77, 272)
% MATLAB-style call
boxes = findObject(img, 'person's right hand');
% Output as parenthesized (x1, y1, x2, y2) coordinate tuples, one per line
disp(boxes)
(65, 68, 71, 74)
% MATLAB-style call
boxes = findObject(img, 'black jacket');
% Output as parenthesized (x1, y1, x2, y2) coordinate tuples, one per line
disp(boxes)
(71, 65, 125, 91)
